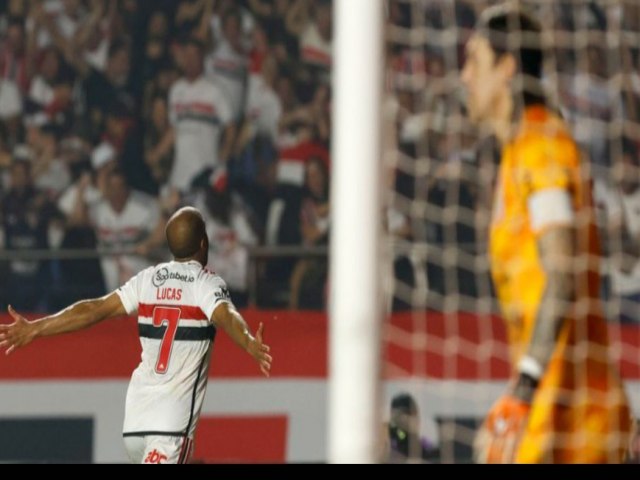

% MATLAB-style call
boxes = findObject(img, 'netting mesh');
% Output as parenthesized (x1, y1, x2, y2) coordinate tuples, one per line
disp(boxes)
(382, 0, 639, 464)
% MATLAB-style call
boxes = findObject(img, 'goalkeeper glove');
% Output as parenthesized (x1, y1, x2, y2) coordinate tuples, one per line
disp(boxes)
(474, 394, 530, 464)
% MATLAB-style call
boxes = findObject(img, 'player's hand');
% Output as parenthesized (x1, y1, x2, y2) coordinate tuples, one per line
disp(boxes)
(473, 394, 530, 464)
(0, 306, 38, 355)
(247, 322, 272, 377)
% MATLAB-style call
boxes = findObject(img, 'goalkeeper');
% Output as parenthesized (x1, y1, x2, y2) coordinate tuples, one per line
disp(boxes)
(460, 4, 631, 463)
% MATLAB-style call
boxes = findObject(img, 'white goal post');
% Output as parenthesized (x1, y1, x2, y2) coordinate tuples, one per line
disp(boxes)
(329, 0, 386, 464)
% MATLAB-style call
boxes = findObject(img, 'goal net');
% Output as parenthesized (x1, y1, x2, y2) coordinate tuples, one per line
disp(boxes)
(383, 0, 639, 463)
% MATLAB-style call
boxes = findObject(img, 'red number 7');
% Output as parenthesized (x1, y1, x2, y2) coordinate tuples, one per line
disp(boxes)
(152, 307, 181, 374)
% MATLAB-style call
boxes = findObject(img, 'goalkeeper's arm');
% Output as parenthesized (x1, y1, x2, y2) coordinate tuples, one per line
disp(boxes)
(513, 225, 576, 402)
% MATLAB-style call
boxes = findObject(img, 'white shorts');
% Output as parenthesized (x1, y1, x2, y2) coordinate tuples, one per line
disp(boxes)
(123, 435, 194, 464)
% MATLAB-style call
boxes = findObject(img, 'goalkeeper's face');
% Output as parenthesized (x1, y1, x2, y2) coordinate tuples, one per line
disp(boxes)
(462, 35, 513, 125)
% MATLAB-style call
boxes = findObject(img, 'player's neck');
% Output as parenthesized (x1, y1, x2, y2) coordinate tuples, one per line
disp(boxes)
(489, 92, 515, 146)
(173, 257, 203, 267)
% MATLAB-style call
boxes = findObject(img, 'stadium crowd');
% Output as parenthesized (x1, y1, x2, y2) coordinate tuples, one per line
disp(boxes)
(0, 0, 332, 311)
(0, 0, 639, 322)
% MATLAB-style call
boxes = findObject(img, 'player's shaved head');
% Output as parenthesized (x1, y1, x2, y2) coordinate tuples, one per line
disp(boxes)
(166, 207, 207, 260)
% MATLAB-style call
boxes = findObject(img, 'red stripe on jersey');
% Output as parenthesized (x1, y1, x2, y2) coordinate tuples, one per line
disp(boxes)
(174, 102, 216, 116)
(301, 47, 332, 66)
(138, 303, 208, 321)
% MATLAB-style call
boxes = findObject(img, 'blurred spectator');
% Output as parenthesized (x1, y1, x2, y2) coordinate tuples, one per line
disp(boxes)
(27, 123, 71, 197)
(384, 393, 437, 464)
(384, 156, 416, 312)
(208, 0, 254, 47)
(175, 0, 216, 42)
(276, 122, 329, 188)
(89, 168, 160, 292)
(599, 138, 640, 324)
(0, 160, 57, 311)
(263, 95, 329, 306)
(286, 0, 332, 72)
(165, 37, 235, 193)
(80, 0, 115, 73)
(28, 46, 64, 110)
(50, 158, 104, 309)
(277, 82, 331, 188)
(141, 10, 170, 83)
(245, 54, 282, 146)
(289, 157, 329, 310)
(0, 16, 31, 94)
(206, 8, 249, 121)
(73, 38, 135, 142)
(230, 54, 281, 226)
(48, 0, 87, 45)
(196, 180, 258, 307)
(560, 45, 622, 176)
(98, 101, 153, 194)
(57, 142, 110, 228)
(274, 74, 299, 139)
(26, 68, 75, 137)
(247, 19, 270, 78)
(144, 95, 173, 186)
(621, 1, 640, 34)
(0, 124, 13, 169)
(112, 0, 143, 41)
(388, 0, 412, 29)
(285, 81, 331, 146)
(0, 0, 29, 26)
(253, 0, 299, 66)
(145, 56, 180, 102)
(0, 76, 22, 147)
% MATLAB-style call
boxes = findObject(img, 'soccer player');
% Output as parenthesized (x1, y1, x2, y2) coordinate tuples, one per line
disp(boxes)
(0, 207, 272, 464)
(461, 5, 631, 463)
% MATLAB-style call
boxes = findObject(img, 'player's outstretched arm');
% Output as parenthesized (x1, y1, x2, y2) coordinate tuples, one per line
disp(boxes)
(212, 303, 272, 377)
(0, 293, 127, 355)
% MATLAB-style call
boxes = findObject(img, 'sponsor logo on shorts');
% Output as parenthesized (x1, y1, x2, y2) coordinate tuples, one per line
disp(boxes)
(144, 449, 168, 464)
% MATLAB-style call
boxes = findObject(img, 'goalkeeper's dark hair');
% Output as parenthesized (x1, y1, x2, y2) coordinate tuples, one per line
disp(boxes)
(476, 4, 546, 107)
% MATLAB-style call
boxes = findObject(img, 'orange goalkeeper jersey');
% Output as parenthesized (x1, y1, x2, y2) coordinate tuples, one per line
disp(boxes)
(489, 105, 631, 463)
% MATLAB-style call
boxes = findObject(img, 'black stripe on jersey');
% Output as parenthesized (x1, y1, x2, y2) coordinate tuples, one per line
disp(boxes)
(184, 348, 208, 437)
(123, 431, 185, 438)
(138, 324, 216, 341)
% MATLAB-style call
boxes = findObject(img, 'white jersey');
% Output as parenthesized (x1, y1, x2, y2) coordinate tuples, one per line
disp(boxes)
(205, 39, 248, 121)
(116, 260, 233, 438)
(600, 185, 640, 295)
(168, 76, 232, 191)
(91, 191, 160, 293)
(245, 75, 282, 142)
